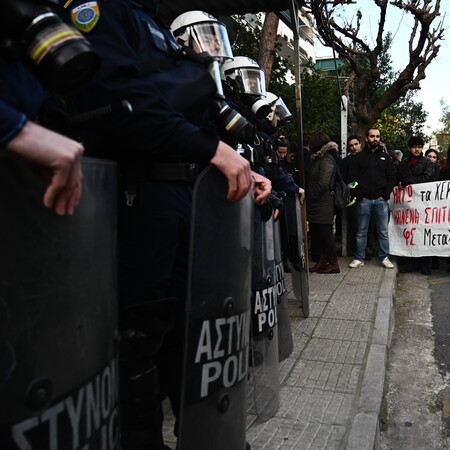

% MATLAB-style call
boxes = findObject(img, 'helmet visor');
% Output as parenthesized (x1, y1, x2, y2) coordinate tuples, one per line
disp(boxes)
(189, 22, 233, 59)
(274, 97, 292, 120)
(229, 67, 266, 96)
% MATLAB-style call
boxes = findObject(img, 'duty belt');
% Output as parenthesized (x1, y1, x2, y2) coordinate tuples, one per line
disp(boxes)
(125, 162, 200, 183)
(123, 162, 200, 206)
(147, 162, 199, 182)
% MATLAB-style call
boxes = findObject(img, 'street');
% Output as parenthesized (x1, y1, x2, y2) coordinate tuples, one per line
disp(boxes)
(380, 258, 450, 449)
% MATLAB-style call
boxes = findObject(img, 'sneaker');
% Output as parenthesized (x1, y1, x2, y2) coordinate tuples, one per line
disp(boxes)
(349, 259, 364, 268)
(381, 257, 394, 269)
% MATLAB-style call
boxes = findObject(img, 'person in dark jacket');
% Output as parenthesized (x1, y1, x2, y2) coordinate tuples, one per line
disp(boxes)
(276, 136, 296, 176)
(389, 149, 403, 171)
(337, 135, 362, 257)
(306, 132, 340, 274)
(397, 136, 435, 187)
(425, 148, 441, 181)
(439, 145, 450, 181)
(348, 128, 396, 269)
(339, 134, 362, 184)
(397, 136, 435, 274)
(439, 146, 450, 272)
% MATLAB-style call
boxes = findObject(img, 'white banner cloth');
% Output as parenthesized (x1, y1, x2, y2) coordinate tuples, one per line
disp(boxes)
(388, 180, 450, 257)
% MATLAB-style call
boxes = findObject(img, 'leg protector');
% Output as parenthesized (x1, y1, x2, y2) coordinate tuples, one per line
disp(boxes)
(119, 298, 176, 449)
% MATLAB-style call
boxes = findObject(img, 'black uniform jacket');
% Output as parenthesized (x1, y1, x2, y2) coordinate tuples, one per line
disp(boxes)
(397, 154, 435, 186)
(62, 0, 219, 164)
(0, 58, 45, 145)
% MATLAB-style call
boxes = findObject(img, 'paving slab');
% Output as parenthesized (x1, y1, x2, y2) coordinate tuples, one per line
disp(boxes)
(162, 257, 397, 449)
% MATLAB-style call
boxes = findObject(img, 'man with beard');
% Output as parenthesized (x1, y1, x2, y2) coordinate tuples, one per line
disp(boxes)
(348, 128, 396, 269)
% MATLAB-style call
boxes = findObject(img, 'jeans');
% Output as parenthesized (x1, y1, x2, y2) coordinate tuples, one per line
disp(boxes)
(355, 198, 390, 261)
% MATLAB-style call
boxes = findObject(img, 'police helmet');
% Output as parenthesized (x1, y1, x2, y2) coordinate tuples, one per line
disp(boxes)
(266, 92, 292, 121)
(170, 11, 233, 60)
(220, 56, 266, 97)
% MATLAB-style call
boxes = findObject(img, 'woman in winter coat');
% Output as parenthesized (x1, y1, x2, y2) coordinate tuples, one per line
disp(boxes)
(425, 148, 441, 180)
(306, 132, 340, 274)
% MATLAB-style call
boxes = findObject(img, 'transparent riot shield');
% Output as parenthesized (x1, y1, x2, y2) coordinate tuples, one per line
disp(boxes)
(178, 165, 253, 450)
(286, 195, 310, 318)
(273, 218, 293, 362)
(247, 212, 280, 422)
(0, 154, 119, 449)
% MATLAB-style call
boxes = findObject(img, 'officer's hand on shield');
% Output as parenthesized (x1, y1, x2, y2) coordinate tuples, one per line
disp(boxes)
(298, 187, 305, 204)
(6, 120, 84, 216)
(252, 171, 272, 205)
(210, 140, 253, 202)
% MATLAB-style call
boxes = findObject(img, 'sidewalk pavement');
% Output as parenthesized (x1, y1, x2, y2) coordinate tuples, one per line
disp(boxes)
(245, 257, 397, 450)
(163, 256, 397, 450)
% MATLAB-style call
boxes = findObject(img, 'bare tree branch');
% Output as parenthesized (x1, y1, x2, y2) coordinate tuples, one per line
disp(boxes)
(307, 0, 444, 135)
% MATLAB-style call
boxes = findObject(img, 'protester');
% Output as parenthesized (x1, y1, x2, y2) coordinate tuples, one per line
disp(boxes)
(438, 146, 450, 272)
(348, 127, 396, 269)
(287, 141, 303, 184)
(306, 132, 340, 274)
(336, 135, 363, 257)
(339, 134, 362, 184)
(425, 148, 441, 180)
(397, 136, 435, 274)
(424, 149, 442, 269)
(61, 2, 271, 448)
(275, 136, 289, 171)
(389, 149, 402, 170)
(439, 145, 450, 181)
(276, 136, 297, 176)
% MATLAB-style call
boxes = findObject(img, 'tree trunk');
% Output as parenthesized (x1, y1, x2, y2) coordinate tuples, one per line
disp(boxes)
(258, 13, 279, 89)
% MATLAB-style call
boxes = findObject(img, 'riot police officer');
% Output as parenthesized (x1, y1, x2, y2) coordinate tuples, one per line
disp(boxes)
(0, 0, 105, 214)
(61, 1, 270, 448)
(0, 58, 84, 216)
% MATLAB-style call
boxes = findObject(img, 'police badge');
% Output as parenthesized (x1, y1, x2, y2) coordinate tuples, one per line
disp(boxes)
(71, 1, 100, 32)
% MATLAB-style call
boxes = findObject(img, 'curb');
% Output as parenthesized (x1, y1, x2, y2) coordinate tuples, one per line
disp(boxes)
(346, 266, 397, 450)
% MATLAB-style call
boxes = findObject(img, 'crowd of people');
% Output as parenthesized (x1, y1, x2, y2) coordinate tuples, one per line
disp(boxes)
(277, 128, 450, 276)
(2, 1, 449, 448)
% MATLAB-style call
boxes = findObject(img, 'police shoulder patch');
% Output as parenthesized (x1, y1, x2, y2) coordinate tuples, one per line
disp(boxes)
(71, 2, 100, 33)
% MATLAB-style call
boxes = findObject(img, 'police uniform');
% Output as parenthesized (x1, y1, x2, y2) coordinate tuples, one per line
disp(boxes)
(0, 58, 45, 146)
(62, 0, 221, 447)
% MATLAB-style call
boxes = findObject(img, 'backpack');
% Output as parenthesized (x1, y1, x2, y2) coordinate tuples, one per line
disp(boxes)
(330, 164, 352, 209)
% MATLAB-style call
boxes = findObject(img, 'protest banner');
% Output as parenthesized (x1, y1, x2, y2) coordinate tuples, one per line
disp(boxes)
(388, 180, 450, 257)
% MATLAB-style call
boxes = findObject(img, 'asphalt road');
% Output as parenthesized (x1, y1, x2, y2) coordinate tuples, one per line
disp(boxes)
(430, 258, 450, 438)
(380, 258, 450, 449)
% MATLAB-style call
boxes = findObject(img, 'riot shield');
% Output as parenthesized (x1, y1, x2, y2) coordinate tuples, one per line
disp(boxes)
(273, 218, 293, 362)
(247, 213, 280, 422)
(285, 195, 310, 318)
(178, 165, 253, 450)
(0, 154, 119, 449)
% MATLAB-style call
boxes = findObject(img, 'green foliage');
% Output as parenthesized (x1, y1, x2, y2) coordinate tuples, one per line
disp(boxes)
(299, 60, 341, 140)
(435, 100, 450, 152)
(231, 16, 341, 142)
(231, 15, 294, 88)
(231, 14, 263, 61)
(228, 16, 427, 149)
(374, 92, 428, 150)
